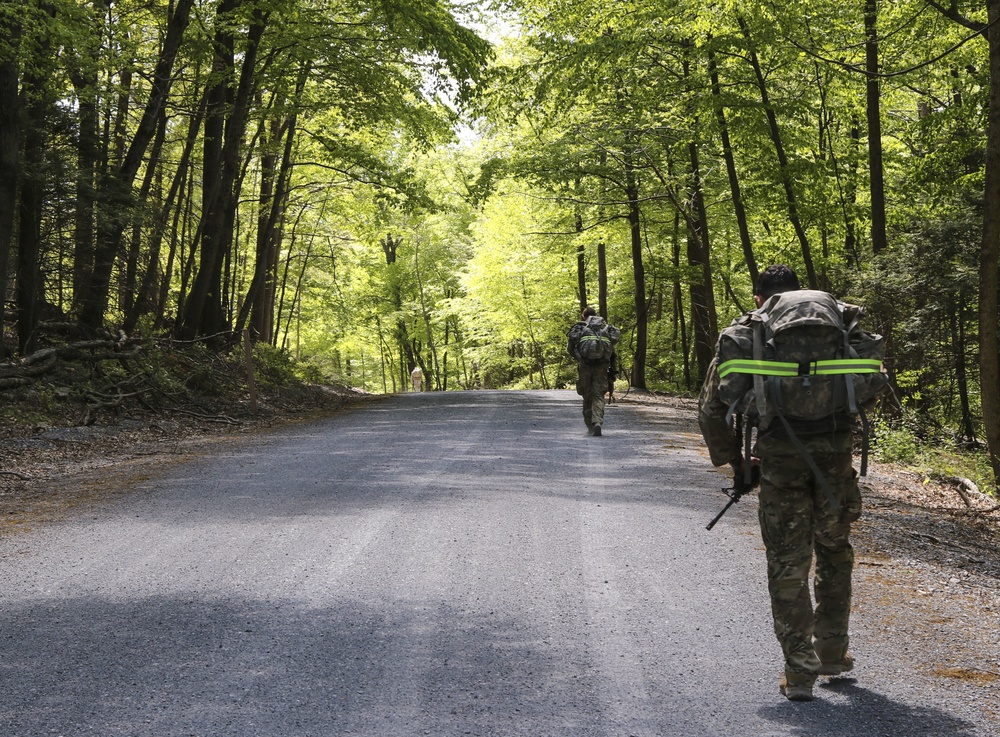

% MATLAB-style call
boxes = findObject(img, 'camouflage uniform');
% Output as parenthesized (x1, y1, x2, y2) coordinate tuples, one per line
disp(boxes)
(567, 318, 619, 432)
(575, 360, 610, 429)
(699, 315, 862, 688)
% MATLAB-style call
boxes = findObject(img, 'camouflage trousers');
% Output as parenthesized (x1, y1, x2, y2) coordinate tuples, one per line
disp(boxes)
(757, 449, 861, 684)
(576, 361, 610, 429)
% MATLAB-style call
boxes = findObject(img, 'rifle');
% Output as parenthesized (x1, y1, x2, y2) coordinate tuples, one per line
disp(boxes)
(606, 354, 630, 403)
(705, 414, 760, 531)
(607, 354, 618, 403)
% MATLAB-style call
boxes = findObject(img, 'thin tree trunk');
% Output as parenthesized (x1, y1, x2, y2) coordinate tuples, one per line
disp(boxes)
(69, 4, 102, 315)
(130, 91, 206, 333)
(80, 0, 195, 328)
(738, 15, 817, 288)
(121, 108, 168, 321)
(575, 210, 587, 312)
(598, 241, 608, 318)
(951, 293, 976, 443)
(671, 208, 691, 389)
(0, 13, 20, 356)
(864, 0, 888, 255)
(623, 145, 647, 390)
(708, 40, 758, 287)
(16, 3, 56, 354)
(414, 239, 440, 390)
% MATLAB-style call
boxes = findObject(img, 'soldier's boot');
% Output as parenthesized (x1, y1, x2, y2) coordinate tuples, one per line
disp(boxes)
(817, 651, 854, 677)
(779, 673, 816, 702)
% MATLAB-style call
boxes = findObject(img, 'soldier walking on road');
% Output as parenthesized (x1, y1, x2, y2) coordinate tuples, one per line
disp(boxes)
(567, 307, 620, 436)
(698, 265, 888, 702)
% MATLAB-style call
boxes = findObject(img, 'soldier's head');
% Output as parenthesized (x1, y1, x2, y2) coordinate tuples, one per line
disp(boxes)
(754, 264, 800, 304)
(581, 306, 598, 320)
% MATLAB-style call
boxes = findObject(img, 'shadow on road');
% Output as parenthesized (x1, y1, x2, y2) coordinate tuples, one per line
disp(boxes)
(0, 592, 651, 735)
(757, 678, 978, 736)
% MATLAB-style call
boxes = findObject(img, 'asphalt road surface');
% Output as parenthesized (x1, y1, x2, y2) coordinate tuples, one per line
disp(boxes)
(0, 390, 992, 736)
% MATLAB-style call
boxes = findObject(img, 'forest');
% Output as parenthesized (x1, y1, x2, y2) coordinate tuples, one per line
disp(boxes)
(2, 0, 1000, 491)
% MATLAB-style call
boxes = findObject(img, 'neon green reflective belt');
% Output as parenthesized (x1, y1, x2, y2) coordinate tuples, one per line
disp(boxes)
(579, 336, 610, 344)
(718, 358, 882, 379)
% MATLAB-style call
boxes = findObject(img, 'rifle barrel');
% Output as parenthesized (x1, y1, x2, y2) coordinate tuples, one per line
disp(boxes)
(705, 494, 739, 531)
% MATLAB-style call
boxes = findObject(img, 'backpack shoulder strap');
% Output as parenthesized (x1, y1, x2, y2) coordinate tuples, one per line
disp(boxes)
(751, 312, 768, 421)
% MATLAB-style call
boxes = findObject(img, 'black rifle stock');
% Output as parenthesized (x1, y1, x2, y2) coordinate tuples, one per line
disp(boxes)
(705, 469, 754, 531)
(705, 414, 758, 531)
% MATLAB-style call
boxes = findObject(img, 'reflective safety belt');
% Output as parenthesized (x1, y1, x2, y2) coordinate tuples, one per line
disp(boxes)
(718, 358, 882, 379)
(719, 352, 883, 514)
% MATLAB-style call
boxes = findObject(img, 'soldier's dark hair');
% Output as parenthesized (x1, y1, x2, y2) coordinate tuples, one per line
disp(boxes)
(582, 306, 598, 319)
(755, 264, 800, 299)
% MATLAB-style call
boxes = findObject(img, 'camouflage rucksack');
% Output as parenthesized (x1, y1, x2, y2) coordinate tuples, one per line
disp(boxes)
(576, 315, 619, 362)
(719, 289, 887, 432)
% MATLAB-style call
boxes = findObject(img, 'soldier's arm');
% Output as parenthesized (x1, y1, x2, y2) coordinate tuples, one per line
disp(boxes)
(567, 323, 583, 358)
(698, 330, 753, 467)
(698, 362, 739, 467)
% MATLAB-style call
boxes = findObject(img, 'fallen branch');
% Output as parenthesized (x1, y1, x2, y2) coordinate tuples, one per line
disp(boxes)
(167, 408, 241, 425)
(942, 476, 1000, 512)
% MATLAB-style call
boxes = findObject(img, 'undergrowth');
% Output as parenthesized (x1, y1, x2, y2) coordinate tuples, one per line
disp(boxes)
(870, 410, 997, 497)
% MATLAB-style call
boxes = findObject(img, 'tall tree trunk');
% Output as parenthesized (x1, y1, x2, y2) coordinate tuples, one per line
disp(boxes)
(687, 136, 718, 385)
(180, 1, 268, 340)
(69, 1, 103, 315)
(121, 108, 167, 321)
(671, 208, 691, 389)
(682, 52, 719, 384)
(240, 109, 284, 343)
(708, 40, 758, 287)
(864, 0, 888, 255)
(178, 0, 236, 339)
(414, 239, 440, 390)
(980, 0, 1000, 489)
(16, 3, 55, 354)
(80, 0, 195, 328)
(575, 210, 587, 312)
(623, 145, 647, 391)
(597, 240, 608, 318)
(127, 92, 206, 334)
(0, 13, 20, 357)
(951, 293, 976, 444)
(738, 16, 817, 288)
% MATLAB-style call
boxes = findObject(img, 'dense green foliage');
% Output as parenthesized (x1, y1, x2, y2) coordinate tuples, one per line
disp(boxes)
(1, 0, 999, 489)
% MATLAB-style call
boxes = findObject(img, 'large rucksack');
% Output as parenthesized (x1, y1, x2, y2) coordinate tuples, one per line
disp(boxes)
(718, 289, 888, 501)
(720, 289, 887, 430)
(576, 315, 619, 362)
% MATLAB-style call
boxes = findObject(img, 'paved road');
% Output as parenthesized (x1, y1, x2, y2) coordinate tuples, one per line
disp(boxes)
(0, 390, 989, 736)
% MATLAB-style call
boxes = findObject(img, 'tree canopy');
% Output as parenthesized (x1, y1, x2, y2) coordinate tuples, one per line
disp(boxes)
(3, 0, 1000, 489)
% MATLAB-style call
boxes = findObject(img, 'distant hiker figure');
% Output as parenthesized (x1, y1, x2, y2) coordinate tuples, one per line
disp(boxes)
(411, 366, 423, 392)
(567, 307, 620, 436)
(698, 264, 888, 703)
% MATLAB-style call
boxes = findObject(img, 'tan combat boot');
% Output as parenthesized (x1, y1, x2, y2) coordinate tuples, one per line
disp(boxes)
(818, 651, 855, 677)
(779, 674, 816, 702)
